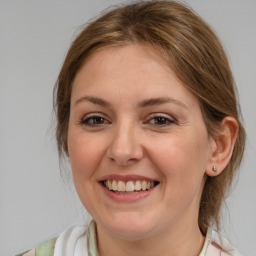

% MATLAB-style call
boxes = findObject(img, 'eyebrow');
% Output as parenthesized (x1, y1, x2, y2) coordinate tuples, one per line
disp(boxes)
(74, 96, 188, 109)
(75, 96, 110, 107)
(138, 97, 188, 109)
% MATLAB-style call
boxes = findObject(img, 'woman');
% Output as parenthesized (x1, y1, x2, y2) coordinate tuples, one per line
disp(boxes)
(16, 1, 246, 255)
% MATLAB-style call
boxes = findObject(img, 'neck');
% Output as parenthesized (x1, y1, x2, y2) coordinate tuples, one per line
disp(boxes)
(96, 220, 205, 256)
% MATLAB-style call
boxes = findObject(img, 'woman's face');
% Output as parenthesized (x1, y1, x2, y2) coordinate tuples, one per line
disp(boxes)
(68, 44, 215, 240)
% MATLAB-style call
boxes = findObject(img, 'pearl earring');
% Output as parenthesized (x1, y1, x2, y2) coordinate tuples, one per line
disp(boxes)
(212, 165, 217, 173)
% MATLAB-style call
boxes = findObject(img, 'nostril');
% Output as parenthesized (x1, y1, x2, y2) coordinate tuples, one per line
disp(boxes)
(108, 157, 140, 167)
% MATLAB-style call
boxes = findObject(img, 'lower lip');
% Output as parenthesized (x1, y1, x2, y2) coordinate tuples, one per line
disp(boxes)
(100, 183, 157, 203)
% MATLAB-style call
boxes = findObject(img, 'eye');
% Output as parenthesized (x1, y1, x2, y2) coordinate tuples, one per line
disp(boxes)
(80, 115, 109, 126)
(147, 115, 175, 126)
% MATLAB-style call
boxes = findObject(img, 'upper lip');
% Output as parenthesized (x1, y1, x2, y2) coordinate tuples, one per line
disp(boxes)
(98, 174, 158, 182)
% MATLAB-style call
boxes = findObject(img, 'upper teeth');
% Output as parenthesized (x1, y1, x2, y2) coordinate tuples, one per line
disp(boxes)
(104, 180, 156, 192)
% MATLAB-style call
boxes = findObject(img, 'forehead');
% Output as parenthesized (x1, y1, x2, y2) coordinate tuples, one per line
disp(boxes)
(75, 44, 172, 81)
(71, 44, 199, 109)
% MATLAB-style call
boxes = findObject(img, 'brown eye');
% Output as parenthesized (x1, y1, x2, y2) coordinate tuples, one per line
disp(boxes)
(81, 116, 108, 126)
(148, 116, 175, 126)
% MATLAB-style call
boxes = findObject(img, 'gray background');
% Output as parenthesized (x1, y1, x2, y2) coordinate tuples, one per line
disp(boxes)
(0, 0, 255, 255)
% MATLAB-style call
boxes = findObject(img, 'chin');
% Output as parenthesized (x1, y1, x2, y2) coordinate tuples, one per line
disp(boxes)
(97, 211, 157, 240)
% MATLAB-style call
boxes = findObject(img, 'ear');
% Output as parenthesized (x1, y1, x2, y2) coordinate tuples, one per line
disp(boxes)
(205, 116, 238, 177)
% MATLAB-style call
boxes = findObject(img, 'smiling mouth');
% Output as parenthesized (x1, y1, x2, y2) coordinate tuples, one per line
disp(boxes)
(101, 180, 159, 193)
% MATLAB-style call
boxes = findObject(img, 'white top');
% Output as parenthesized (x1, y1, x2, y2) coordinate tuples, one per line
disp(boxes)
(53, 221, 243, 256)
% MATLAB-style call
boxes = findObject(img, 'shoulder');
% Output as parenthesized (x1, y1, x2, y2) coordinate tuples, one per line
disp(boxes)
(14, 225, 88, 256)
(209, 230, 244, 256)
(14, 237, 56, 256)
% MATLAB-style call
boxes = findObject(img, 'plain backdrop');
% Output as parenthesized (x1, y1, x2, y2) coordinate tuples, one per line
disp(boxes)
(0, 0, 255, 255)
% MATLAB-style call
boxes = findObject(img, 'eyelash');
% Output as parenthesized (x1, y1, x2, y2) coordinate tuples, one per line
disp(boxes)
(146, 114, 175, 126)
(80, 114, 175, 127)
(80, 115, 109, 126)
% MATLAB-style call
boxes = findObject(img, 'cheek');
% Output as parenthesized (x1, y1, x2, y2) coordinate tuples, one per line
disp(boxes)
(68, 131, 106, 180)
(67, 130, 108, 215)
(148, 134, 209, 216)
(146, 131, 209, 187)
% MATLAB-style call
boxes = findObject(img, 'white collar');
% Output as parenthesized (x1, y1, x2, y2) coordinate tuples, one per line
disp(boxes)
(54, 221, 243, 256)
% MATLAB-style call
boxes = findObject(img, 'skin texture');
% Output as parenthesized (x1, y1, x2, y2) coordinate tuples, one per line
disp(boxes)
(67, 44, 237, 256)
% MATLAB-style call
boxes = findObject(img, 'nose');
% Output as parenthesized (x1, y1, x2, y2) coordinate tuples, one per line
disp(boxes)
(106, 121, 143, 167)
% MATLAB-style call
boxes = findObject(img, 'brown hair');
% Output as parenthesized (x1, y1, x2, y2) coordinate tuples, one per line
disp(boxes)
(54, 0, 246, 235)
